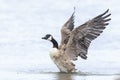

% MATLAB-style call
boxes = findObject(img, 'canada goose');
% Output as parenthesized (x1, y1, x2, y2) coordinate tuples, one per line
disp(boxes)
(42, 9, 111, 73)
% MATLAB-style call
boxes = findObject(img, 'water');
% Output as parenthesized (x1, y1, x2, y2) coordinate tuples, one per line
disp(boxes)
(0, 72, 120, 80)
(0, 0, 120, 80)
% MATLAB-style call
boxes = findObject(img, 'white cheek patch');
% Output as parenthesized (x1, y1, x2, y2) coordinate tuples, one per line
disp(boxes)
(47, 36, 52, 41)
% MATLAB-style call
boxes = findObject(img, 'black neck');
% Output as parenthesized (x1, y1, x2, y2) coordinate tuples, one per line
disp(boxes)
(51, 38, 58, 49)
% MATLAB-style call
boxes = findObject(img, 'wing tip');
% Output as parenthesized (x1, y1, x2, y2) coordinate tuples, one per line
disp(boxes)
(71, 7, 75, 17)
(73, 6, 76, 13)
(106, 9, 109, 12)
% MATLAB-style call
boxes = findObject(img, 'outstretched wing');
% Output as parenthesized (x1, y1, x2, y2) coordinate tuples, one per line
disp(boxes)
(60, 11, 75, 45)
(65, 9, 111, 60)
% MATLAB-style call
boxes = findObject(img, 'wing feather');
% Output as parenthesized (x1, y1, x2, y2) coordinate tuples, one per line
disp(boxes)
(65, 9, 111, 60)
(60, 11, 75, 45)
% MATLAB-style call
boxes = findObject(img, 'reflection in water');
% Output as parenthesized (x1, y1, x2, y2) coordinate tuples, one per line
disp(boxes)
(56, 73, 73, 80)
(55, 72, 87, 80)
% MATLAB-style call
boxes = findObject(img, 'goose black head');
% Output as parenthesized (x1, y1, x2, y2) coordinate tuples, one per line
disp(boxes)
(42, 34, 58, 48)
(42, 34, 53, 41)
